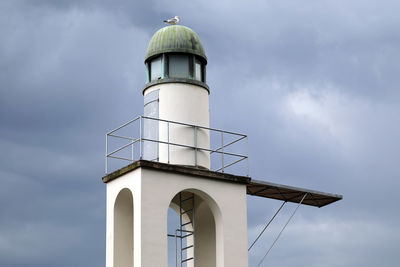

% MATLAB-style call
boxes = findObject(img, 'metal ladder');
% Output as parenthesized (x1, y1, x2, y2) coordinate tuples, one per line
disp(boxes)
(177, 192, 195, 267)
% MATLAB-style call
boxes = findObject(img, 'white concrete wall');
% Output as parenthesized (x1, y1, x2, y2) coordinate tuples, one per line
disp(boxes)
(144, 83, 210, 169)
(106, 168, 249, 267)
(106, 169, 142, 267)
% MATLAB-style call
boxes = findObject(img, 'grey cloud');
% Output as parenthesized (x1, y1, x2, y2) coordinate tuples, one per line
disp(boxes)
(1, 0, 399, 266)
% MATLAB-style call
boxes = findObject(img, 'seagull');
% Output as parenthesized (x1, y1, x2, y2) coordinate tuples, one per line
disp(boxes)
(164, 16, 180, 25)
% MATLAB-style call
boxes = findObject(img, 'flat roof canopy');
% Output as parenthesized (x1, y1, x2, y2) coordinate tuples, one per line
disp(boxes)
(247, 179, 342, 208)
(103, 160, 342, 208)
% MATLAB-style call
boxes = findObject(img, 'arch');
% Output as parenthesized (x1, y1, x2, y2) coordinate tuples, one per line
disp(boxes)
(114, 188, 134, 267)
(168, 188, 223, 267)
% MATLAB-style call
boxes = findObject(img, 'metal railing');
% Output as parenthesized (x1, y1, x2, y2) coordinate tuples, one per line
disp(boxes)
(105, 116, 248, 176)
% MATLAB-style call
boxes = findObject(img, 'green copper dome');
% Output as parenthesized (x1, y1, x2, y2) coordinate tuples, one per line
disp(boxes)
(145, 25, 207, 62)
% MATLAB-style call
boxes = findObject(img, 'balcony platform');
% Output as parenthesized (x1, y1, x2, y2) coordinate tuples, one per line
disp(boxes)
(103, 160, 342, 208)
(247, 179, 342, 208)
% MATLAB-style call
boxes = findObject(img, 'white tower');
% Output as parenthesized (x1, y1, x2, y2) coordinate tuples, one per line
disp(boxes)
(104, 25, 250, 267)
(104, 23, 343, 267)
(142, 25, 210, 169)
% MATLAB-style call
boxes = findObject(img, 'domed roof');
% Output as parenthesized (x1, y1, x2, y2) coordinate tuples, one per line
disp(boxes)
(145, 25, 207, 62)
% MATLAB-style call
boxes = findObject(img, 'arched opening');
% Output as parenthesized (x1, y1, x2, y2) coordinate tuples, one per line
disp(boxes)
(114, 188, 134, 267)
(168, 190, 218, 267)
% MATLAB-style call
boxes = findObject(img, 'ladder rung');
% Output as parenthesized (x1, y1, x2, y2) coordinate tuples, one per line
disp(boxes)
(182, 221, 192, 227)
(180, 196, 194, 203)
(181, 233, 193, 239)
(177, 229, 193, 233)
(181, 209, 193, 215)
(182, 257, 194, 263)
(182, 245, 193, 251)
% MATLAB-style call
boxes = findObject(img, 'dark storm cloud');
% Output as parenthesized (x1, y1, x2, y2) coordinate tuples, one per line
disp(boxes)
(0, 3, 144, 265)
(1, 0, 399, 266)
(22, 0, 171, 30)
(191, 0, 400, 103)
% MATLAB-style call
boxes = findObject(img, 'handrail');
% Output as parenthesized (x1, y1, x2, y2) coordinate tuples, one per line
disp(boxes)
(105, 116, 249, 176)
(107, 139, 140, 157)
(141, 116, 247, 137)
(108, 134, 138, 141)
(107, 116, 141, 135)
(210, 135, 247, 154)
(140, 137, 247, 158)
(214, 157, 247, 172)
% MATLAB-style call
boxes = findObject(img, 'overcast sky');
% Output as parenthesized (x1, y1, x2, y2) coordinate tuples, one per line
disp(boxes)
(1, 0, 399, 266)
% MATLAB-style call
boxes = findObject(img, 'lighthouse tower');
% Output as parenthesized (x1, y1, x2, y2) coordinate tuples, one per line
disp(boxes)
(142, 25, 210, 169)
(103, 23, 342, 267)
(104, 25, 249, 267)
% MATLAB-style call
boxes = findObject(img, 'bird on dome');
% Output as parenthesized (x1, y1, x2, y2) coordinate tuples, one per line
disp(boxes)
(164, 16, 180, 25)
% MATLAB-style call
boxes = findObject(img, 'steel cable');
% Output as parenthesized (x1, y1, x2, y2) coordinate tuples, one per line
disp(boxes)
(248, 201, 287, 251)
(256, 193, 307, 267)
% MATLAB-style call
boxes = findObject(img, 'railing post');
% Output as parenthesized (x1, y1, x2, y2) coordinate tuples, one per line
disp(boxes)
(246, 136, 249, 176)
(105, 134, 108, 174)
(221, 132, 224, 173)
(131, 141, 135, 162)
(167, 121, 170, 164)
(194, 126, 198, 167)
(139, 116, 143, 160)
